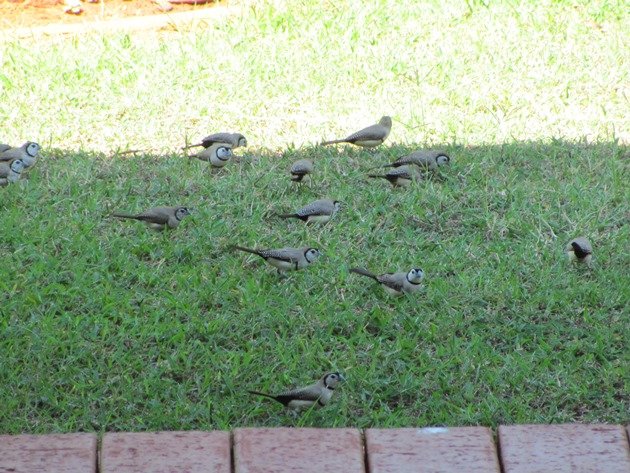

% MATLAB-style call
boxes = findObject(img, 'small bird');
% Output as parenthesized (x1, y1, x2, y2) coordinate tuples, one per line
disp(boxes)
(248, 372, 345, 410)
(368, 165, 422, 187)
(384, 150, 450, 170)
(350, 267, 424, 296)
(0, 143, 11, 153)
(190, 143, 233, 168)
(0, 159, 25, 186)
(232, 245, 321, 274)
(566, 237, 593, 266)
(112, 206, 191, 231)
(183, 133, 247, 150)
(277, 199, 340, 224)
(0, 142, 41, 168)
(322, 116, 392, 148)
(290, 159, 314, 182)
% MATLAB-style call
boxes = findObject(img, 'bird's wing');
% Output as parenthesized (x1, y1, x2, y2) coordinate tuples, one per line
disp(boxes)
(259, 248, 299, 262)
(345, 124, 386, 142)
(135, 207, 171, 224)
(377, 273, 405, 292)
(387, 167, 414, 179)
(291, 160, 313, 174)
(201, 133, 234, 146)
(296, 200, 332, 217)
(274, 385, 323, 405)
(0, 149, 19, 161)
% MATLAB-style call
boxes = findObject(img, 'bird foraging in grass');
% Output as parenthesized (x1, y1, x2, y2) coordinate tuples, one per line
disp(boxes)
(322, 116, 392, 148)
(277, 199, 340, 224)
(112, 206, 191, 231)
(248, 372, 345, 411)
(368, 165, 422, 187)
(290, 158, 314, 183)
(232, 245, 321, 274)
(190, 143, 233, 168)
(384, 150, 450, 171)
(0, 142, 41, 169)
(350, 267, 424, 296)
(566, 237, 593, 266)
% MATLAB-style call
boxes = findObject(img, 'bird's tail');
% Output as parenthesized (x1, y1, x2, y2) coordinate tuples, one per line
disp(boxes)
(321, 139, 345, 146)
(111, 212, 138, 220)
(247, 390, 278, 401)
(232, 245, 260, 255)
(276, 213, 299, 219)
(350, 267, 378, 281)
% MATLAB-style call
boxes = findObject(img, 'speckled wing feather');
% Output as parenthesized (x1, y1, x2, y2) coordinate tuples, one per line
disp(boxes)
(344, 123, 388, 143)
(376, 273, 406, 292)
(295, 200, 335, 217)
(201, 133, 238, 147)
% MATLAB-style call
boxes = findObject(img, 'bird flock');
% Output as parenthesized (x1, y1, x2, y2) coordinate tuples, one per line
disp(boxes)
(0, 116, 594, 412)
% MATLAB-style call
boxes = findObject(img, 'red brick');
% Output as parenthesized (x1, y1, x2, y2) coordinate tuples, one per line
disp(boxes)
(0, 433, 97, 473)
(101, 431, 230, 473)
(499, 424, 630, 473)
(233, 428, 364, 473)
(365, 426, 500, 473)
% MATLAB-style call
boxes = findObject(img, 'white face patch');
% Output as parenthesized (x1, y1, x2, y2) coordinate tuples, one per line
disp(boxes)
(436, 155, 450, 166)
(11, 160, 25, 172)
(217, 147, 232, 159)
(27, 143, 40, 156)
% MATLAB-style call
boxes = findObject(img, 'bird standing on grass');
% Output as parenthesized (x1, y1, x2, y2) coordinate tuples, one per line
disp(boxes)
(350, 267, 424, 296)
(112, 206, 191, 231)
(0, 159, 25, 186)
(368, 165, 422, 187)
(322, 116, 392, 148)
(290, 159, 314, 182)
(248, 372, 345, 410)
(566, 237, 593, 266)
(277, 199, 340, 224)
(0, 142, 41, 169)
(183, 132, 247, 150)
(384, 150, 450, 171)
(190, 143, 233, 168)
(232, 245, 321, 274)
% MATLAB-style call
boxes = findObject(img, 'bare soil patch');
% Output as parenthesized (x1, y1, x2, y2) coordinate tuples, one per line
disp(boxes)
(0, 0, 216, 30)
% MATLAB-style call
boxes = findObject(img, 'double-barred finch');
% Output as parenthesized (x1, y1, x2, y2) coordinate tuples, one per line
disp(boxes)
(566, 237, 593, 266)
(278, 199, 340, 224)
(248, 372, 345, 410)
(322, 116, 392, 148)
(0, 159, 25, 186)
(0, 142, 41, 168)
(368, 165, 422, 187)
(385, 150, 450, 171)
(290, 159, 314, 182)
(0, 143, 11, 153)
(183, 132, 247, 150)
(191, 143, 233, 168)
(232, 245, 321, 274)
(112, 206, 191, 231)
(350, 267, 424, 296)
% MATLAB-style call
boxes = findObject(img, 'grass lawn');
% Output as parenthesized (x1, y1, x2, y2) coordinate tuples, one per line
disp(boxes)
(0, 0, 628, 433)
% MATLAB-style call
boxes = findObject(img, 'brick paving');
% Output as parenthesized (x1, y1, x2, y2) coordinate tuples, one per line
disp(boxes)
(1, 424, 629, 473)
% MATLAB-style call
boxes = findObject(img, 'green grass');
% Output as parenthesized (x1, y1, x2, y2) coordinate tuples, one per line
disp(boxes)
(1, 0, 629, 433)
